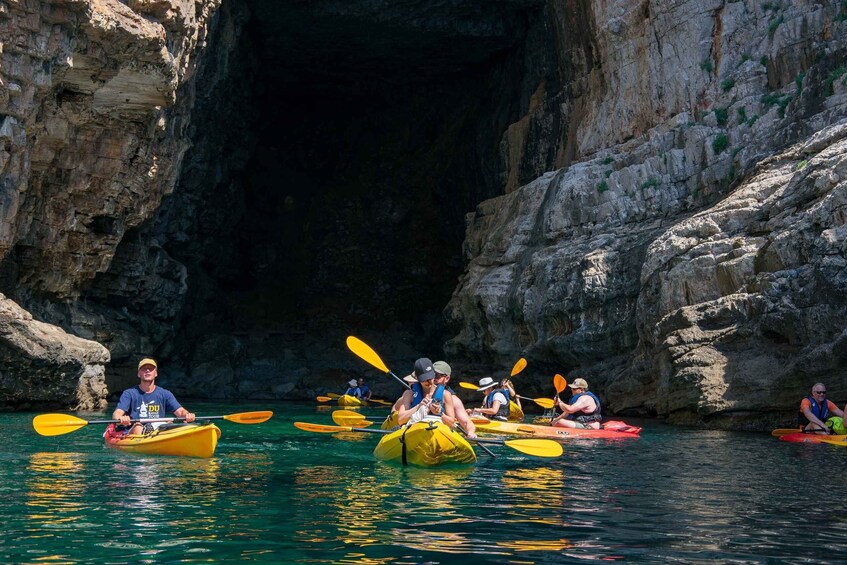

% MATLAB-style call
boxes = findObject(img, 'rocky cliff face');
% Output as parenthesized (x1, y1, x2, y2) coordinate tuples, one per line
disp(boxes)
(1, 0, 845, 428)
(446, 0, 847, 427)
(0, 0, 222, 407)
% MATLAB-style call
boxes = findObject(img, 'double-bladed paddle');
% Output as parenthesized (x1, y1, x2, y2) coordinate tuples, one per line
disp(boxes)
(293, 421, 563, 457)
(33, 411, 274, 437)
(457, 381, 554, 408)
(345, 336, 495, 456)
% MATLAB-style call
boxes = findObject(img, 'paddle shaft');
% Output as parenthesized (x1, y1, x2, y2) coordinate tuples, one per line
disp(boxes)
(33, 410, 273, 436)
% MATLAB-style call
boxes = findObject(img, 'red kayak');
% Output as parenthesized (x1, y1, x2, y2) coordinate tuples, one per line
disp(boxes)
(779, 432, 847, 444)
(473, 418, 641, 440)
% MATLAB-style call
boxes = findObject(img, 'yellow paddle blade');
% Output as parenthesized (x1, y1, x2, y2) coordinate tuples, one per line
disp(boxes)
(295, 422, 353, 433)
(334, 416, 374, 427)
(771, 428, 803, 437)
(332, 410, 370, 426)
(32, 414, 89, 436)
(459, 381, 478, 390)
(294, 421, 387, 435)
(327, 392, 342, 399)
(368, 398, 392, 406)
(316, 396, 332, 403)
(553, 374, 566, 393)
(504, 438, 563, 458)
(531, 397, 555, 409)
(223, 411, 273, 424)
(346, 336, 390, 373)
(511, 358, 528, 377)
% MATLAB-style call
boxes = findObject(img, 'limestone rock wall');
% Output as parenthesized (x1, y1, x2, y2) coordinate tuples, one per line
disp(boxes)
(0, 0, 222, 406)
(0, 292, 109, 409)
(448, 0, 847, 427)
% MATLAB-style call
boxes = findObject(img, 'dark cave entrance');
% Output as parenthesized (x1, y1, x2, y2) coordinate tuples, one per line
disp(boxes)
(166, 0, 546, 356)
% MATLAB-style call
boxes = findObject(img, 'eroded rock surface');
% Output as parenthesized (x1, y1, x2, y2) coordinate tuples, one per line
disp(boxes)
(1, 0, 846, 428)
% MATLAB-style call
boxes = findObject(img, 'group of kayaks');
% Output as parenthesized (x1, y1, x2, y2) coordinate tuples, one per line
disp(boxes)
(308, 408, 642, 467)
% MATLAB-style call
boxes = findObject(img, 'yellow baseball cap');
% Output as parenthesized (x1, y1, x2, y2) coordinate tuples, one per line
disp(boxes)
(137, 358, 158, 370)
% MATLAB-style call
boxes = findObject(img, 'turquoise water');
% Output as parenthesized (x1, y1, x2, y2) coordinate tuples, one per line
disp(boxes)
(3, 402, 845, 563)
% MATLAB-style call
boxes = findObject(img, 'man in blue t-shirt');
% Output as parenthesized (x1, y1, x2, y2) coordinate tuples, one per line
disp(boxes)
(112, 358, 196, 435)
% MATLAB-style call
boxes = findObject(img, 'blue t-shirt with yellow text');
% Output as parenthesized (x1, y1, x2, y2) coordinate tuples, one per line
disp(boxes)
(116, 386, 182, 420)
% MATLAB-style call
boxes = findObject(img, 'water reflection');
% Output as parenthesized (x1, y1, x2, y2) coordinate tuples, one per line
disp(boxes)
(26, 452, 88, 525)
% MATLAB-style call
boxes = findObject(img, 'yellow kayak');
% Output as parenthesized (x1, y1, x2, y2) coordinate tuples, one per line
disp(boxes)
(373, 419, 476, 466)
(338, 394, 365, 407)
(381, 411, 399, 430)
(103, 423, 221, 458)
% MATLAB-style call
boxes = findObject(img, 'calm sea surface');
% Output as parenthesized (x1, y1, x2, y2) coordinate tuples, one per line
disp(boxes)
(2, 401, 845, 564)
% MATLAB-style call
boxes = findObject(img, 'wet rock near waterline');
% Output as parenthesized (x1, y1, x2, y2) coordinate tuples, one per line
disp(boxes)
(0, 293, 109, 410)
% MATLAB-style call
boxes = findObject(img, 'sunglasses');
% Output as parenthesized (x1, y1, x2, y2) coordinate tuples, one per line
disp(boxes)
(814, 390, 827, 394)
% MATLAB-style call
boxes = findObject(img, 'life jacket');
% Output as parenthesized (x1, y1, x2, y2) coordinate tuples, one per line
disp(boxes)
(799, 395, 829, 426)
(567, 391, 602, 424)
(484, 388, 511, 420)
(358, 384, 370, 398)
(410, 382, 445, 408)
(345, 387, 361, 398)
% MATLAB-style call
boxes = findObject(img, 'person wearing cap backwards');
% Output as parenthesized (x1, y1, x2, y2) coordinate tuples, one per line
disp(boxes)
(432, 361, 477, 438)
(112, 358, 195, 435)
(469, 376, 511, 421)
(344, 379, 362, 399)
(394, 357, 456, 426)
(552, 377, 602, 429)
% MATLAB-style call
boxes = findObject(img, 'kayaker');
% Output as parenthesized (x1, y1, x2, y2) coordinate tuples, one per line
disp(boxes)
(356, 377, 373, 401)
(552, 377, 602, 429)
(344, 379, 362, 398)
(112, 358, 196, 435)
(433, 360, 477, 438)
(395, 358, 456, 426)
(469, 376, 511, 421)
(502, 378, 522, 411)
(800, 383, 844, 433)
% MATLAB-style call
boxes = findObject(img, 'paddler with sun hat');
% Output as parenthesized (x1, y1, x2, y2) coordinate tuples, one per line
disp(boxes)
(468, 375, 511, 421)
